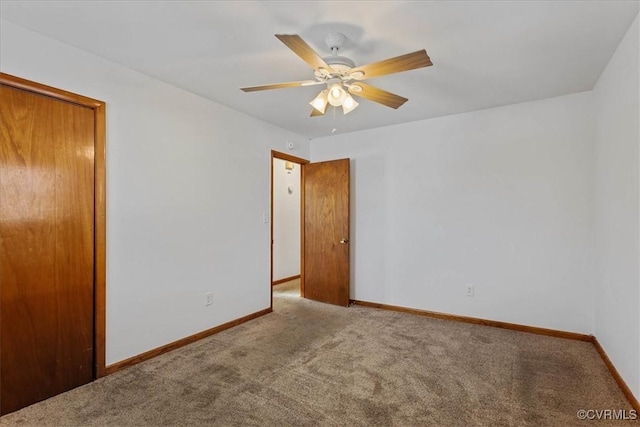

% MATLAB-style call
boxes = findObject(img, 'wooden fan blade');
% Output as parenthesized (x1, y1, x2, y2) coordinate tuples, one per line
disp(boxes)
(275, 34, 331, 71)
(241, 80, 322, 92)
(348, 82, 408, 109)
(349, 50, 432, 80)
(310, 107, 325, 117)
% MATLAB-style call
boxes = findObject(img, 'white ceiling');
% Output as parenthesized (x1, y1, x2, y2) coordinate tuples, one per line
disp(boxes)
(1, 1, 638, 139)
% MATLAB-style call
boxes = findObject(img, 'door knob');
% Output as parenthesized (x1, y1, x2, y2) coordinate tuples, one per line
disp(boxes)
(340, 238, 349, 244)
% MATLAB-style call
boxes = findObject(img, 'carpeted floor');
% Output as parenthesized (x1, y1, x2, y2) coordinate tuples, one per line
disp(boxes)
(1, 279, 636, 426)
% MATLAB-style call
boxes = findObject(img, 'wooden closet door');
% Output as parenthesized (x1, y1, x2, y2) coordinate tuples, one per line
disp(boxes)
(0, 85, 95, 414)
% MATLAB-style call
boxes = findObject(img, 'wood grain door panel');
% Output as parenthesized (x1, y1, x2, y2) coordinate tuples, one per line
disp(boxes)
(0, 85, 95, 414)
(303, 159, 350, 306)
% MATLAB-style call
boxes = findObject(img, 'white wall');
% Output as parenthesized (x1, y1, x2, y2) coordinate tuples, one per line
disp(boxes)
(272, 158, 301, 281)
(312, 92, 595, 334)
(593, 14, 639, 400)
(0, 20, 310, 365)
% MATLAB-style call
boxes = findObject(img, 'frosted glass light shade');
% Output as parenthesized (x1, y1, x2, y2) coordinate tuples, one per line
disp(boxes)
(342, 94, 359, 114)
(309, 90, 328, 114)
(327, 83, 347, 107)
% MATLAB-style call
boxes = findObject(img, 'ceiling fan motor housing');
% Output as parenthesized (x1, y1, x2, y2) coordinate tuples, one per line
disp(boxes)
(323, 56, 355, 74)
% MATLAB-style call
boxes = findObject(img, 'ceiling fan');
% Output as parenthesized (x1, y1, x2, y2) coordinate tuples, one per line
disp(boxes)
(240, 32, 432, 116)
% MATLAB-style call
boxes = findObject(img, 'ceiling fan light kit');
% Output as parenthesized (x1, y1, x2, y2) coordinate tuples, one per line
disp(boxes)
(241, 32, 432, 118)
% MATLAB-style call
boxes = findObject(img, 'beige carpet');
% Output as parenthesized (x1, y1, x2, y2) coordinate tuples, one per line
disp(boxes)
(1, 279, 636, 426)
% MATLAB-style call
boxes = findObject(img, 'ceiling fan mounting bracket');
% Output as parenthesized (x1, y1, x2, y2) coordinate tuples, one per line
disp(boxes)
(325, 32, 347, 52)
(318, 32, 355, 78)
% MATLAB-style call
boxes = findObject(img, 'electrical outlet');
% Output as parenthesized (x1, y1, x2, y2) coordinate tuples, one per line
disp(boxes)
(205, 292, 213, 306)
(465, 284, 475, 297)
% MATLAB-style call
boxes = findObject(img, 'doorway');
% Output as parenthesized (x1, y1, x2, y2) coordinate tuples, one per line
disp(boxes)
(0, 73, 106, 415)
(270, 151, 351, 309)
(271, 151, 308, 305)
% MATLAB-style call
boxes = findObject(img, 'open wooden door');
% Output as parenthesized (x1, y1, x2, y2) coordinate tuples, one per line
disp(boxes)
(303, 158, 350, 306)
